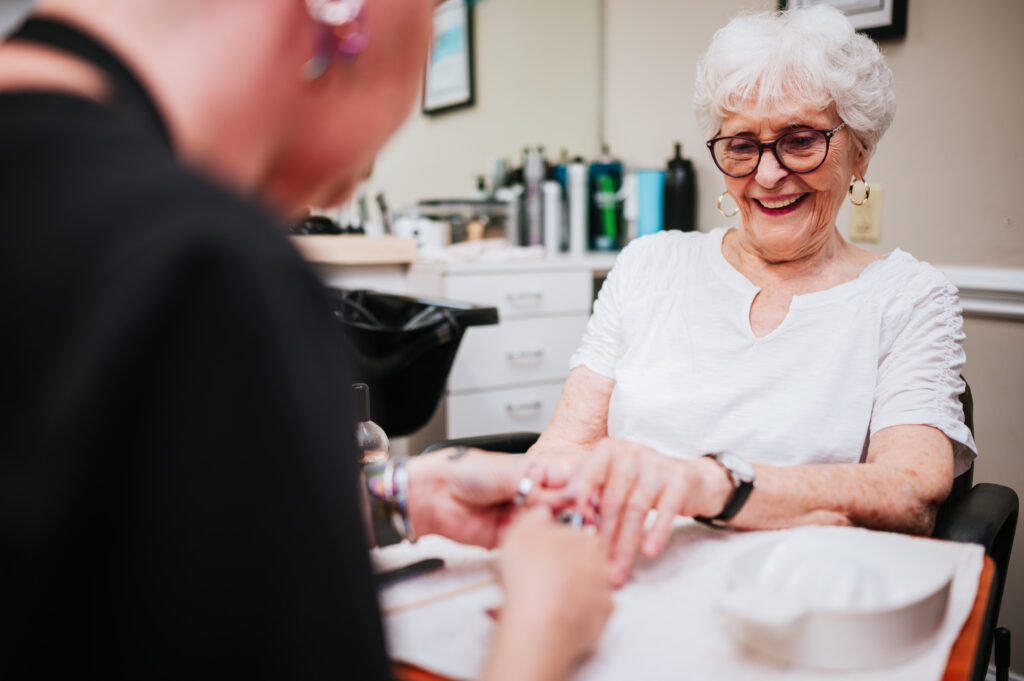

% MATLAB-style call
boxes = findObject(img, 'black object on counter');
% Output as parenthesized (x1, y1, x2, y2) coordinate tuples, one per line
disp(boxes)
(289, 215, 343, 235)
(326, 289, 498, 437)
(663, 142, 696, 232)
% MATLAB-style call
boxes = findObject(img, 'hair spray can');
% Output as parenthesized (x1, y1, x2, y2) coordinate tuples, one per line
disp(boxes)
(567, 162, 588, 257)
(542, 181, 563, 257)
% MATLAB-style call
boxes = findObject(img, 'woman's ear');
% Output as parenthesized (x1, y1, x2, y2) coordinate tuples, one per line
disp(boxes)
(853, 146, 870, 182)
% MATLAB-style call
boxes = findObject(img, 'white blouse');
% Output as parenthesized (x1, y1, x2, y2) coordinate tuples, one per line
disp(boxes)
(570, 228, 977, 476)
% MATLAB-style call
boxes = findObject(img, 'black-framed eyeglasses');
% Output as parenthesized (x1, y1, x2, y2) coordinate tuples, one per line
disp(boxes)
(706, 122, 846, 178)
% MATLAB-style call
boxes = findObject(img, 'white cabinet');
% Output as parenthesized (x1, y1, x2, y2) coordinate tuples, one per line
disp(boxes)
(407, 256, 616, 440)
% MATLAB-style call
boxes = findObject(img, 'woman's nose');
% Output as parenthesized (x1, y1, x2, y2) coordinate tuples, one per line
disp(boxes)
(755, 148, 789, 188)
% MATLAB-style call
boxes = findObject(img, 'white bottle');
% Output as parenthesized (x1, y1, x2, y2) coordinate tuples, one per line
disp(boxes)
(542, 180, 563, 258)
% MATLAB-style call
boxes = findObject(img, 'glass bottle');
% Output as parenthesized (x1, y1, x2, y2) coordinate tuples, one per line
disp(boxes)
(353, 383, 389, 465)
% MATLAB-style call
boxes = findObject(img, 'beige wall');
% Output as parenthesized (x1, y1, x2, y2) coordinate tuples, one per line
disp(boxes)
(604, 0, 1024, 671)
(963, 316, 1024, 670)
(365, 0, 602, 212)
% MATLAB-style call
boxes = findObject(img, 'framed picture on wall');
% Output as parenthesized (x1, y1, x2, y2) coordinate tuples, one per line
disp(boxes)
(422, 0, 475, 116)
(778, 0, 907, 40)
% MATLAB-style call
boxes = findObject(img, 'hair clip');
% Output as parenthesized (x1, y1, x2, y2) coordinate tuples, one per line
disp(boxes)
(303, 0, 369, 80)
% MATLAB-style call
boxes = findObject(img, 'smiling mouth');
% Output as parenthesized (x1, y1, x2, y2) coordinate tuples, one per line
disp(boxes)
(754, 193, 809, 210)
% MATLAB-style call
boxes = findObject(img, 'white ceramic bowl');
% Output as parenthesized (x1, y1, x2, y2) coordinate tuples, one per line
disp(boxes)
(717, 526, 956, 670)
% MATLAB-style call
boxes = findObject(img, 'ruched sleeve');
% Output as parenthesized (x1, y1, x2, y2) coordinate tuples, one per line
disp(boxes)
(872, 266, 977, 476)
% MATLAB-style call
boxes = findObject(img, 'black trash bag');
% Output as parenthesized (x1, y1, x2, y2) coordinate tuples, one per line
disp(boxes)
(325, 288, 498, 437)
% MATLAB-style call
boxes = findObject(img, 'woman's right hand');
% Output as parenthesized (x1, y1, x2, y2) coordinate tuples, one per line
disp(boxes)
(484, 506, 613, 681)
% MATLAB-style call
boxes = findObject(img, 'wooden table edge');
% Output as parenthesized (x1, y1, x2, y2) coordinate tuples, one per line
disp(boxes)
(942, 554, 995, 681)
(393, 661, 450, 681)
(394, 555, 996, 681)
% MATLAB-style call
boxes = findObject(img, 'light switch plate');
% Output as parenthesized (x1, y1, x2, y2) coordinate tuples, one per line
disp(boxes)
(849, 183, 882, 243)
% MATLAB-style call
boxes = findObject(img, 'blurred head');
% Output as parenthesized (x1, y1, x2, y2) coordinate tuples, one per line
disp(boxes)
(31, 0, 433, 215)
(263, 0, 434, 211)
(694, 6, 895, 261)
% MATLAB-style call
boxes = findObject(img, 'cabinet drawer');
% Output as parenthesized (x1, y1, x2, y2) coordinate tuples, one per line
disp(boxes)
(448, 315, 587, 392)
(446, 382, 564, 439)
(445, 270, 592, 318)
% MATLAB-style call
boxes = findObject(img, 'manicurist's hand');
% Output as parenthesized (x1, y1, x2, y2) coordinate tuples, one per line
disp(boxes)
(405, 448, 570, 548)
(483, 506, 614, 681)
(547, 438, 733, 587)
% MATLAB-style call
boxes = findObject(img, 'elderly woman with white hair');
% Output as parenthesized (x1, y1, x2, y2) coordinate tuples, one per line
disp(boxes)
(532, 5, 977, 586)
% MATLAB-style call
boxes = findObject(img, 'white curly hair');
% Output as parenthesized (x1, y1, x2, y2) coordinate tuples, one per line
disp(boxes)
(693, 4, 895, 157)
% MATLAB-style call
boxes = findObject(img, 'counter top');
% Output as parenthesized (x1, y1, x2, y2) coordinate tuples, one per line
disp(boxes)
(410, 252, 620, 275)
(289, 235, 418, 265)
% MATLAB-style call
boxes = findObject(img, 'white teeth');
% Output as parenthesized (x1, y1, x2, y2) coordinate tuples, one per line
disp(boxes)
(757, 194, 805, 209)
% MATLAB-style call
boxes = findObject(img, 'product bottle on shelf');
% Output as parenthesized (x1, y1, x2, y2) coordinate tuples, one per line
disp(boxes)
(587, 145, 624, 251)
(663, 142, 696, 232)
(566, 158, 588, 257)
(353, 383, 389, 465)
(524, 147, 547, 246)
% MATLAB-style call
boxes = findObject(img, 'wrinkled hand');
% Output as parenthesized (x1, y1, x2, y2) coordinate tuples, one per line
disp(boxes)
(497, 506, 614, 668)
(406, 448, 570, 548)
(543, 438, 731, 586)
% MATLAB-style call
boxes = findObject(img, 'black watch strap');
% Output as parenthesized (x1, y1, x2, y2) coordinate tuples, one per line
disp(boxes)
(695, 452, 756, 528)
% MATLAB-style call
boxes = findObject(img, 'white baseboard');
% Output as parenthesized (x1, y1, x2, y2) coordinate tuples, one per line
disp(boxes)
(940, 266, 1024, 321)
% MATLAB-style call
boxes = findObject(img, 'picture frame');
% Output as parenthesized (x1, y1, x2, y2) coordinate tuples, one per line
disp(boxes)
(422, 0, 475, 116)
(778, 0, 907, 40)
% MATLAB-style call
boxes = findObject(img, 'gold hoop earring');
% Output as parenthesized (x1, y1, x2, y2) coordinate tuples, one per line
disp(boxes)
(849, 179, 870, 206)
(717, 191, 739, 218)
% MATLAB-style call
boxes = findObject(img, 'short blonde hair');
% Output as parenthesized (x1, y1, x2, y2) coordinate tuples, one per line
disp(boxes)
(693, 5, 895, 157)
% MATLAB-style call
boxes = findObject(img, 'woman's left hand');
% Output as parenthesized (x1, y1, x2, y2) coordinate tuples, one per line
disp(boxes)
(544, 438, 733, 586)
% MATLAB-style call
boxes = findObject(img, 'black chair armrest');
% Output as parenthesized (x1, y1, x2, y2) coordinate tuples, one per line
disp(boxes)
(933, 482, 1018, 634)
(932, 483, 1018, 681)
(420, 432, 541, 455)
(933, 483, 1019, 553)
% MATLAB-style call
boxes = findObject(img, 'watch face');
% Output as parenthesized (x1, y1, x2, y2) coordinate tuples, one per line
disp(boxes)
(718, 452, 756, 483)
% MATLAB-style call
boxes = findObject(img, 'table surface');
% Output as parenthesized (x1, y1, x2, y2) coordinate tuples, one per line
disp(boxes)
(393, 555, 995, 681)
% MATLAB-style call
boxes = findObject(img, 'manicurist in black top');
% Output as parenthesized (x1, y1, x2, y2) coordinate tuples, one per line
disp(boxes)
(0, 2, 613, 680)
(1, 14, 390, 681)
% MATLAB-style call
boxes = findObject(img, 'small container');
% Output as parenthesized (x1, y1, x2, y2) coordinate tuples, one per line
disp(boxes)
(353, 383, 389, 465)
(636, 169, 665, 236)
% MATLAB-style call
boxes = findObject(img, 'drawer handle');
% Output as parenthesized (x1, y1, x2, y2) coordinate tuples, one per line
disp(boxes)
(506, 349, 544, 362)
(505, 401, 542, 414)
(506, 291, 544, 305)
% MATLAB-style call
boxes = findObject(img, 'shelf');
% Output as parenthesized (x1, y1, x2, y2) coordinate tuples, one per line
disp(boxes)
(289, 235, 418, 265)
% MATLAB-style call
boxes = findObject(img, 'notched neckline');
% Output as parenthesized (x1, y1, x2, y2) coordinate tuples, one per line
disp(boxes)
(705, 227, 903, 341)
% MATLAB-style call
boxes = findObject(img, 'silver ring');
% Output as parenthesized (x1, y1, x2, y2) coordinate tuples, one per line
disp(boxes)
(513, 476, 535, 506)
(557, 510, 586, 528)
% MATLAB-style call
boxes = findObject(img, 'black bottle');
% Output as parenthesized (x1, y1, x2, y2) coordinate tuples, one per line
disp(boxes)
(663, 142, 696, 232)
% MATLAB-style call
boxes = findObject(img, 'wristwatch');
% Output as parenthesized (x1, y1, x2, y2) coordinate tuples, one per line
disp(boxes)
(695, 451, 756, 529)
